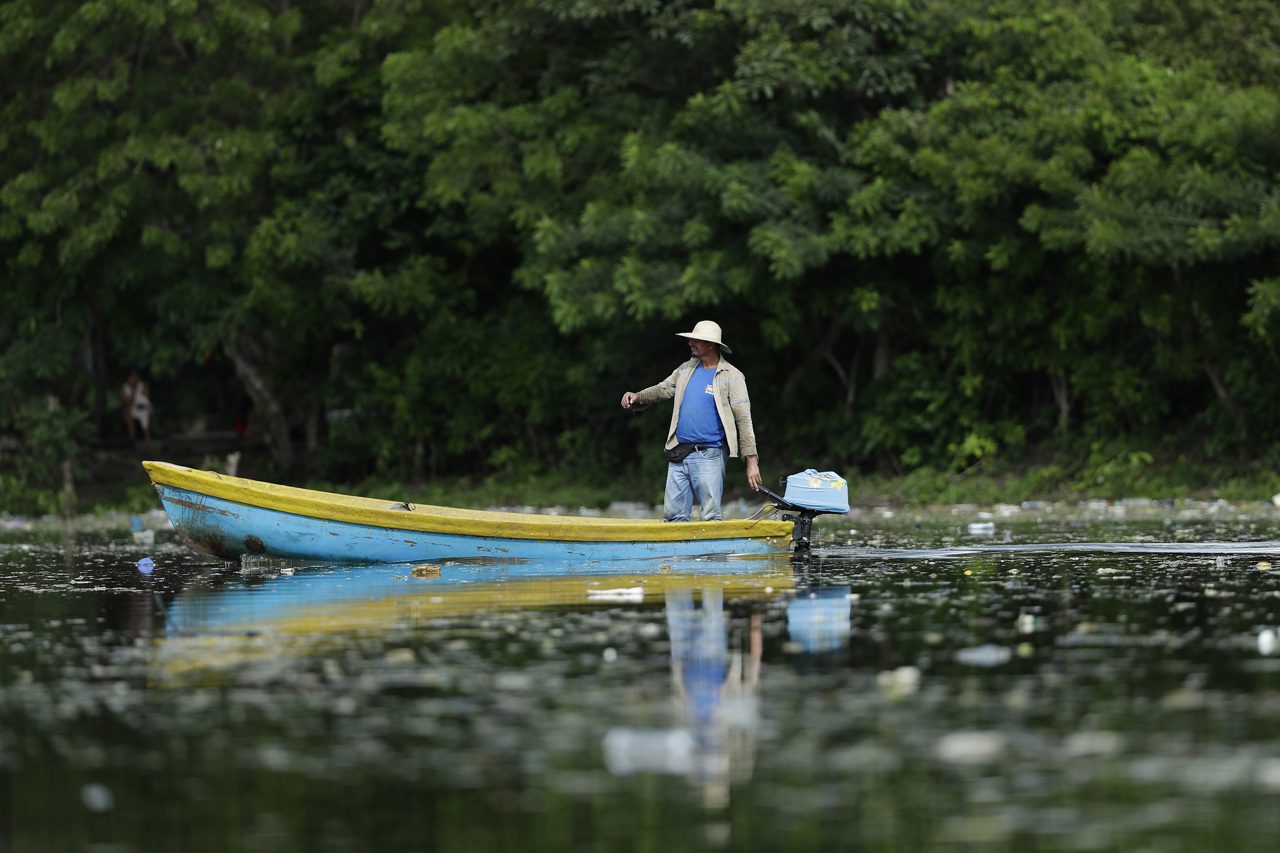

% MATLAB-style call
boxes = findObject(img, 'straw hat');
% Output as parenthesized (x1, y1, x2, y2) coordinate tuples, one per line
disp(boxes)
(676, 320, 732, 353)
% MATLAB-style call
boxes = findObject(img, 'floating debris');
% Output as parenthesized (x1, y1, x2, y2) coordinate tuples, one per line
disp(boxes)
(383, 648, 416, 664)
(935, 731, 1007, 765)
(1015, 613, 1042, 634)
(1062, 731, 1124, 758)
(603, 729, 694, 776)
(877, 666, 921, 697)
(585, 587, 644, 603)
(80, 783, 114, 812)
(955, 644, 1012, 667)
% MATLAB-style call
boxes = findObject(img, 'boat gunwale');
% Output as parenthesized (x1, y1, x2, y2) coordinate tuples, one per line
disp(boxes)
(143, 461, 794, 544)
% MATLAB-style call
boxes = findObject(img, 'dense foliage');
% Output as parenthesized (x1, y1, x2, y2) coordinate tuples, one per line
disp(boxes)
(3, 0, 1280, 501)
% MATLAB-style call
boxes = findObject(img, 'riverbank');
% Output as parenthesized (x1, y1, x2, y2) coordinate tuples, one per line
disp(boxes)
(842, 458, 1280, 507)
(7, 487, 1280, 545)
(4, 444, 1280, 520)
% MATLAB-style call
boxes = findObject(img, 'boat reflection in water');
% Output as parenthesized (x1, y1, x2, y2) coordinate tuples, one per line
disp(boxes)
(156, 553, 795, 685)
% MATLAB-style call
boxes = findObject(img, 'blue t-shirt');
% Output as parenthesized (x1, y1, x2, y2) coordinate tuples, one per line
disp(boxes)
(675, 366, 726, 446)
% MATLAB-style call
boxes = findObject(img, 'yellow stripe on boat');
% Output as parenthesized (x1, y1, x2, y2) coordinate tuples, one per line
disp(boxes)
(143, 461, 793, 543)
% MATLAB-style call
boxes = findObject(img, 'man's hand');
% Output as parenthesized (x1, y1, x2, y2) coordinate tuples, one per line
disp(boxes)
(745, 456, 762, 491)
(620, 391, 639, 409)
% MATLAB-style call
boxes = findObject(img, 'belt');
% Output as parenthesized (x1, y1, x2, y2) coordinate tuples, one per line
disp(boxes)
(690, 444, 722, 452)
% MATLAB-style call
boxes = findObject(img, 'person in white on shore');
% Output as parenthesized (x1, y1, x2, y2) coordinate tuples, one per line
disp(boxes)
(122, 370, 152, 441)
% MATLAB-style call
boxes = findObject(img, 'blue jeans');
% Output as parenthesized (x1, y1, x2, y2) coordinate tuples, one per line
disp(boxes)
(664, 446, 726, 521)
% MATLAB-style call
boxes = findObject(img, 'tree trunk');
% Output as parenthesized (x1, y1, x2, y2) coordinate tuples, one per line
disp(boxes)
(1202, 359, 1248, 438)
(225, 334, 294, 473)
(824, 344, 862, 417)
(873, 330, 892, 379)
(781, 316, 844, 401)
(526, 421, 542, 468)
(413, 438, 425, 478)
(60, 457, 77, 519)
(88, 296, 108, 440)
(1186, 286, 1248, 440)
(305, 405, 320, 455)
(1049, 371, 1072, 433)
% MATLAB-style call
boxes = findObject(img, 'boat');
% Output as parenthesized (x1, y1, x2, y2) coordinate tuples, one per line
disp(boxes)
(143, 461, 797, 563)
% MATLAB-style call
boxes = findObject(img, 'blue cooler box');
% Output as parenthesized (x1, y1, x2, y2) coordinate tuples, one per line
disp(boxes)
(783, 469, 850, 513)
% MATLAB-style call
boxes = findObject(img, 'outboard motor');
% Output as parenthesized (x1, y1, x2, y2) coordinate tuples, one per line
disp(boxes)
(758, 469, 850, 551)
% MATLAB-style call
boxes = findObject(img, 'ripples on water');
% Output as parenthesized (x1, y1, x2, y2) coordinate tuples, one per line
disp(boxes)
(2, 517, 1280, 850)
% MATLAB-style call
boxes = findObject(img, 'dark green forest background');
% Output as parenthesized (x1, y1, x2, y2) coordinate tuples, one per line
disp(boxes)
(4, 0, 1280, 511)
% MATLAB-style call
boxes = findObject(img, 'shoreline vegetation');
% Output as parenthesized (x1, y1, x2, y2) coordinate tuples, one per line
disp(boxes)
(4, 450, 1280, 523)
(8, 2, 1280, 527)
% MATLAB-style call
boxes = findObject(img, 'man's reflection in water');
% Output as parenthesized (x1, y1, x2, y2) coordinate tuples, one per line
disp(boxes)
(602, 586, 763, 809)
(605, 583, 855, 812)
(665, 587, 761, 809)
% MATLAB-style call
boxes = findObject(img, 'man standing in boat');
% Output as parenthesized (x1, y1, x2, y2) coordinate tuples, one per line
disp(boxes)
(620, 321, 762, 521)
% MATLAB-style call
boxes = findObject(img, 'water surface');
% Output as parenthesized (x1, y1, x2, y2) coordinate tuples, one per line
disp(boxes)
(2, 514, 1280, 850)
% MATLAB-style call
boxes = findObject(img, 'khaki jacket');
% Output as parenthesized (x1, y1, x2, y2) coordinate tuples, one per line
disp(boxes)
(633, 357, 758, 459)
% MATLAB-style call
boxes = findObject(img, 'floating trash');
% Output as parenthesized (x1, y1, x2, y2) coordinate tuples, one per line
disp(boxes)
(1257, 758, 1280, 791)
(877, 666, 921, 697)
(1062, 731, 1124, 758)
(586, 587, 644, 603)
(967, 521, 996, 536)
(935, 731, 1007, 765)
(1015, 613, 1044, 634)
(136, 557, 155, 576)
(81, 783, 114, 812)
(955, 644, 1012, 667)
(1260, 629, 1278, 656)
(603, 728, 694, 775)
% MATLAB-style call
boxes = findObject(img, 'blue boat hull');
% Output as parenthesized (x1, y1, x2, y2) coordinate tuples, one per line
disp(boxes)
(157, 484, 789, 563)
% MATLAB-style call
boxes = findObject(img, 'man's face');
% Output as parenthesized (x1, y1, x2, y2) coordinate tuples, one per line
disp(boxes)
(688, 338, 717, 359)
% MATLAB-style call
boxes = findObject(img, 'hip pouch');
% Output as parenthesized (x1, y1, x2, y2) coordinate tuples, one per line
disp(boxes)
(663, 444, 696, 463)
